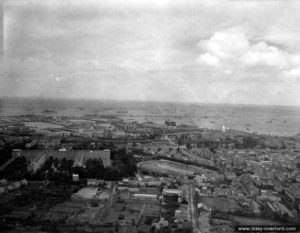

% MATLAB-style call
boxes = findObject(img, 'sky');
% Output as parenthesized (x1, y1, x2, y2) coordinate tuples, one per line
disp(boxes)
(1, 0, 300, 106)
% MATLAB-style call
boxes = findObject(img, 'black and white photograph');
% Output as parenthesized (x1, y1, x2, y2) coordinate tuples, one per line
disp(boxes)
(0, 0, 300, 232)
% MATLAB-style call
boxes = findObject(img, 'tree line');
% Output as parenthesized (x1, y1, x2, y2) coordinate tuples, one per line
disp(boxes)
(1, 149, 137, 182)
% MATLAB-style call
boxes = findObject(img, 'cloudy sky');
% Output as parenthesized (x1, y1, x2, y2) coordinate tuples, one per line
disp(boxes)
(1, 0, 300, 106)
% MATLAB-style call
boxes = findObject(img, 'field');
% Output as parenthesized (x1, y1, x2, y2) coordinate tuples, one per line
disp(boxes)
(138, 159, 219, 176)
(233, 216, 282, 225)
(24, 121, 64, 129)
(200, 197, 241, 212)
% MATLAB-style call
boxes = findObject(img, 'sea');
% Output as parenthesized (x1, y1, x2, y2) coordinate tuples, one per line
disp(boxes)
(1, 97, 300, 137)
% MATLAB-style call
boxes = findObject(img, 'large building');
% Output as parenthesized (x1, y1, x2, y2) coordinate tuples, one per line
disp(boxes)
(12, 149, 111, 168)
(165, 120, 176, 127)
(162, 189, 182, 197)
(27, 153, 46, 173)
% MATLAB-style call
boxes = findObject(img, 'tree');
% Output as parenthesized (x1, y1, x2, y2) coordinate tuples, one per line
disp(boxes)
(186, 142, 192, 150)
(104, 167, 121, 181)
(113, 152, 137, 177)
(118, 214, 125, 220)
(59, 158, 72, 172)
(95, 159, 105, 179)
(86, 159, 96, 177)
(242, 136, 258, 148)
(53, 158, 59, 168)
(43, 157, 54, 171)
(85, 159, 105, 179)
(178, 135, 185, 146)
(72, 166, 88, 178)
(90, 199, 99, 207)
(157, 227, 172, 233)
(60, 137, 67, 144)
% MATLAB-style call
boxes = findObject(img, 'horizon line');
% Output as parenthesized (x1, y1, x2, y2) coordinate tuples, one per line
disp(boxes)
(1, 96, 300, 108)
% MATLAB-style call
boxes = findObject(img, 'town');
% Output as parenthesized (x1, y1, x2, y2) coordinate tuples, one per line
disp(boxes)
(3, 0, 300, 232)
(0, 112, 300, 233)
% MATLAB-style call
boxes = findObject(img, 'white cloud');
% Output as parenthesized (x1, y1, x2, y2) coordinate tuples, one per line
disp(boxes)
(198, 27, 249, 59)
(3, 0, 300, 106)
(285, 67, 300, 77)
(196, 27, 300, 77)
(242, 42, 294, 68)
(196, 53, 221, 67)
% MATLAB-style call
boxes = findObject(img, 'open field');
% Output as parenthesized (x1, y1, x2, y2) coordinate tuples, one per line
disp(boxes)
(24, 121, 64, 129)
(200, 197, 241, 212)
(138, 159, 219, 176)
(233, 216, 282, 225)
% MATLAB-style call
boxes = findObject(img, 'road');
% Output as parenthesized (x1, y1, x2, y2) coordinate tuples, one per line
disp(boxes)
(187, 182, 199, 233)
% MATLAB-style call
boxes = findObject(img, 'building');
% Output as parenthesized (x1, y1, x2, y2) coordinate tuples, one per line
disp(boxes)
(73, 153, 83, 167)
(0, 179, 7, 186)
(213, 187, 230, 197)
(165, 121, 176, 127)
(87, 179, 104, 186)
(72, 174, 79, 182)
(175, 204, 189, 222)
(27, 153, 46, 173)
(162, 189, 182, 197)
(71, 187, 99, 200)
(132, 193, 157, 200)
(151, 218, 169, 231)
(11, 149, 22, 159)
(119, 189, 130, 200)
(196, 174, 207, 185)
(266, 201, 294, 217)
(12, 149, 111, 167)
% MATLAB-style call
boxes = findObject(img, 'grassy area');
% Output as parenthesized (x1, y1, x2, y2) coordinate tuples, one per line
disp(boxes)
(233, 216, 282, 225)
(138, 159, 219, 177)
(200, 197, 241, 212)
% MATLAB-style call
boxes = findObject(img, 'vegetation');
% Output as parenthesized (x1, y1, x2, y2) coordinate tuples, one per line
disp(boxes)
(0, 141, 28, 166)
(0, 148, 137, 182)
(0, 156, 28, 180)
(157, 155, 219, 172)
(71, 150, 137, 180)
(90, 198, 99, 207)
